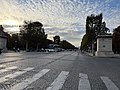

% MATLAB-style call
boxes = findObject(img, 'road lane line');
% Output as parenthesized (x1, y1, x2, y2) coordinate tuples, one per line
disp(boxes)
(46, 71, 69, 90)
(101, 76, 119, 90)
(10, 69, 50, 90)
(78, 73, 91, 90)
(0, 67, 34, 83)
(0, 66, 18, 74)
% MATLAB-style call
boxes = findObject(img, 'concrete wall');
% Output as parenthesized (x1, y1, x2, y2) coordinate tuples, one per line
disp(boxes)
(95, 35, 114, 57)
(0, 37, 7, 52)
(97, 38, 112, 52)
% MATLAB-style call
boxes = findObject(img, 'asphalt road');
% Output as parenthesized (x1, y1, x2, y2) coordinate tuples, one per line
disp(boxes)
(0, 51, 120, 90)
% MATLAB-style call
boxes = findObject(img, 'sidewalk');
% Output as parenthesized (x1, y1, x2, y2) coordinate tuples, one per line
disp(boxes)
(82, 51, 120, 58)
(82, 51, 94, 56)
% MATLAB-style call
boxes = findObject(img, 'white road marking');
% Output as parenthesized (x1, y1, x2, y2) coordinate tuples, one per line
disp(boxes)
(0, 66, 18, 74)
(78, 73, 91, 90)
(0, 65, 6, 68)
(101, 76, 119, 90)
(46, 71, 69, 90)
(0, 67, 34, 83)
(10, 69, 50, 90)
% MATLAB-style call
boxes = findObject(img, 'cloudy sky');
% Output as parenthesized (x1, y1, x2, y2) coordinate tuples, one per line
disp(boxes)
(0, 0, 120, 46)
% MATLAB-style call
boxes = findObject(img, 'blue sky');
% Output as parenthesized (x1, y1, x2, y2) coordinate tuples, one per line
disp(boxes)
(0, 0, 120, 46)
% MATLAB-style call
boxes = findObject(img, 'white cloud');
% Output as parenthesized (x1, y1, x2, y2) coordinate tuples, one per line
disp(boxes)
(0, 0, 120, 46)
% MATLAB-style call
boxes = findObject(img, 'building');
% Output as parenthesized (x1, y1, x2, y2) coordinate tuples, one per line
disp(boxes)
(0, 25, 7, 52)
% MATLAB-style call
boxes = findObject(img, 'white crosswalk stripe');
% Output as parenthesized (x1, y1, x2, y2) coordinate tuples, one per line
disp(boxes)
(78, 73, 91, 90)
(46, 71, 69, 90)
(101, 76, 119, 90)
(0, 66, 18, 74)
(0, 67, 34, 83)
(0, 65, 6, 68)
(0, 66, 119, 90)
(10, 69, 50, 90)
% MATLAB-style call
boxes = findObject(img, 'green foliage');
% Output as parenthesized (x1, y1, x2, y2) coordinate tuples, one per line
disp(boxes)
(81, 13, 109, 51)
(20, 21, 47, 51)
(80, 34, 89, 50)
(6, 34, 20, 50)
(60, 40, 76, 49)
(112, 26, 120, 53)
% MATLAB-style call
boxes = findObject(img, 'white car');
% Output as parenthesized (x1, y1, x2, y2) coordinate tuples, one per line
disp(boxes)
(45, 49, 55, 52)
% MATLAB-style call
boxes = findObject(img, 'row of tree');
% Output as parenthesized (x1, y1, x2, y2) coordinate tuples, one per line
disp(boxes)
(20, 21, 47, 51)
(6, 21, 77, 51)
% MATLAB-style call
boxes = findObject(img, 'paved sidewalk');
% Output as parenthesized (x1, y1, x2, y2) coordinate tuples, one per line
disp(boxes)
(82, 51, 120, 58)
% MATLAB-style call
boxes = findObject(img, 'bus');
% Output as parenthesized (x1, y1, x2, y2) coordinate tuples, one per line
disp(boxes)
(46, 44, 62, 52)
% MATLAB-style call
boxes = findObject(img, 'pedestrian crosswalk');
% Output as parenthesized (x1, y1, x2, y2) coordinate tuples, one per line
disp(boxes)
(11, 69, 50, 90)
(46, 71, 69, 90)
(0, 65, 6, 68)
(101, 76, 119, 90)
(0, 67, 34, 83)
(78, 73, 91, 90)
(0, 66, 17, 74)
(0, 65, 119, 90)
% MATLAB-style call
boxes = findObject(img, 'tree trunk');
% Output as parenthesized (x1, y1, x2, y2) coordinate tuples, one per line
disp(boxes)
(26, 41, 28, 51)
(36, 43, 39, 51)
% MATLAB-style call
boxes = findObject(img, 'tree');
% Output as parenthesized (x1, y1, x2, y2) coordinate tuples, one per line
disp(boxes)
(60, 40, 76, 49)
(20, 21, 47, 51)
(45, 39, 54, 48)
(80, 34, 89, 51)
(112, 26, 120, 53)
(11, 34, 20, 50)
(0, 25, 4, 31)
(6, 34, 13, 50)
(6, 34, 21, 51)
(81, 13, 110, 51)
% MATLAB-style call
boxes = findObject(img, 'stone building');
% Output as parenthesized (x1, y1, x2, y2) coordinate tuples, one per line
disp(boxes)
(0, 25, 7, 52)
(95, 35, 114, 57)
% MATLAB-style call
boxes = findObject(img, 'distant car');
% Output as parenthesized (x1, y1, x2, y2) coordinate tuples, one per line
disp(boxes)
(54, 48, 62, 52)
(37, 48, 46, 52)
(45, 49, 55, 52)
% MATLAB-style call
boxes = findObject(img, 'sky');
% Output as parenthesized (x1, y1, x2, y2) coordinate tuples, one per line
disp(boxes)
(0, 0, 120, 47)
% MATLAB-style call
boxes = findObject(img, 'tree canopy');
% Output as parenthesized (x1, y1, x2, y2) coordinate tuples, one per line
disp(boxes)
(60, 40, 77, 49)
(80, 13, 110, 51)
(20, 21, 47, 51)
(112, 26, 120, 53)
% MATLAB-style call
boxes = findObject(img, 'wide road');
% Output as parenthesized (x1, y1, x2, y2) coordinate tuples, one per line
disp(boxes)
(0, 51, 120, 90)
